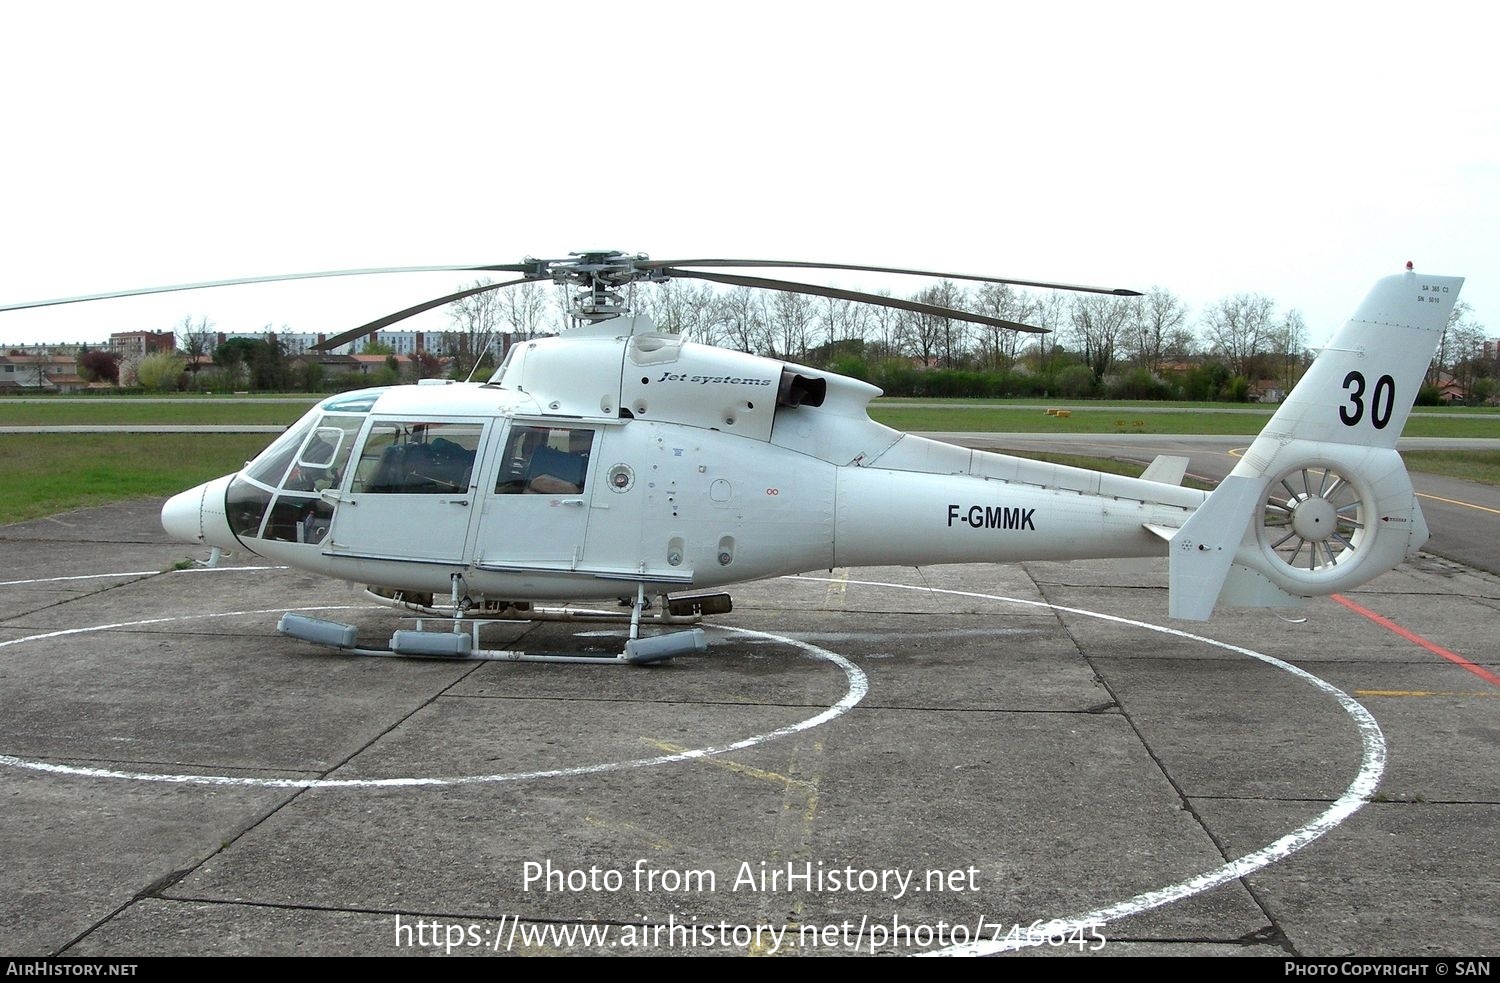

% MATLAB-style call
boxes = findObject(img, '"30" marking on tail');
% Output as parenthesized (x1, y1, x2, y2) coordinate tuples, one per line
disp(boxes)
(1340, 371, 1395, 429)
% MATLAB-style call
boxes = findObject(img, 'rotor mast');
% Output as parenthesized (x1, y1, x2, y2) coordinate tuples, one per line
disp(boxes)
(549, 250, 661, 325)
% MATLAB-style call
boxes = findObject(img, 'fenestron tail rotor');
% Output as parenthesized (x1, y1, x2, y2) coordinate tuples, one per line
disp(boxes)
(1256, 465, 1373, 576)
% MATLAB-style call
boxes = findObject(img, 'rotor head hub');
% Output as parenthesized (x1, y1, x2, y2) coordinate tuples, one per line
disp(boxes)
(1290, 496, 1338, 542)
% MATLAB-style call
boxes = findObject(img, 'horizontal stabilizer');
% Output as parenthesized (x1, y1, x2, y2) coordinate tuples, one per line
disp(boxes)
(1141, 455, 1190, 486)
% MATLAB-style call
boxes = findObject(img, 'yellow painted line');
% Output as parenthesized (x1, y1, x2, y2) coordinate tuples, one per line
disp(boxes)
(650, 737, 824, 954)
(1228, 447, 1246, 458)
(643, 739, 813, 791)
(1416, 491, 1500, 516)
(768, 740, 823, 951)
(824, 567, 849, 611)
(1355, 689, 1499, 698)
(582, 813, 674, 852)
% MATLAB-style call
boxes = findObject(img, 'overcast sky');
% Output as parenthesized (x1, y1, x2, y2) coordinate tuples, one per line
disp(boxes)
(2, 0, 1495, 351)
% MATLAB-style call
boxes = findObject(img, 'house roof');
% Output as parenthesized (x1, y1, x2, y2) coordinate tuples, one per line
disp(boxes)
(295, 355, 360, 368)
(0, 354, 76, 366)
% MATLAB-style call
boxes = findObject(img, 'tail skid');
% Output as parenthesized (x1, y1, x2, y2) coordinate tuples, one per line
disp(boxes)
(1168, 269, 1460, 620)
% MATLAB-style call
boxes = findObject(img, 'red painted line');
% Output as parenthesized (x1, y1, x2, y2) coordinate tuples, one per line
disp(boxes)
(1331, 594, 1500, 688)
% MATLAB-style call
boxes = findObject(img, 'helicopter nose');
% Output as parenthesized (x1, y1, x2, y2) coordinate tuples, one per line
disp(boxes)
(161, 474, 237, 548)
(161, 486, 205, 543)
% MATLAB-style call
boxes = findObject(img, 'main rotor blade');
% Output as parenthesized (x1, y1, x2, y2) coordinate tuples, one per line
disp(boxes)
(646, 259, 1141, 297)
(664, 269, 1049, 333)
(0, 264, 538, 313)
(310, 276, 538, 352)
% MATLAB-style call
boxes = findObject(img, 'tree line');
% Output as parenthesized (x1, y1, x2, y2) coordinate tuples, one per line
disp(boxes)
(43, 277, 1490, 402)
(621, 280, 1491, 403)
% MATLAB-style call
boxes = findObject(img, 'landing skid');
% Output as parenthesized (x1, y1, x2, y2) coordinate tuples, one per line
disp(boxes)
(278, 612, 707, 664)
(361, 586, 733, 624)
(278, 585, 728, 665)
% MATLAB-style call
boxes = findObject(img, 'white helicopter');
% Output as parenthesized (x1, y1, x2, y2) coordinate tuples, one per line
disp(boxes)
(5, 253, 1463, 663)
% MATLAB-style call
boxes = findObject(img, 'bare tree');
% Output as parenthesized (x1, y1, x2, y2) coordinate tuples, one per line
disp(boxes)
(864, 294, 903, 360)
(499, 280, 550, 342)
(1201, 293, 1278, 377)
(1029, 292, 1068, 364)
(898, 282, 968, 367)
(634, 281, 667, 330)
(445, 278, 506, 371)
(1449, 305, 1489, 397)
(640, 280, 719, 340)
(897, 308, 941, 367)
(932, 282, 970, 367)
(1268, 309, 1308, 393)
(1067, 294, 1133, 380)
(1163, 325, 1198, 361)
(1123, 287, 1187, 374)
(176, 315, 216, 380)
(818, 295, 867, 350)
(681, 282, 721, 342)
(717, 287, 766, 353)
(971, 283, 1035, 370)
(22, 353, 49, 389)
(686, 298, 735, 350)
(1428, 299, 1479, 388)
(766, 290, 817, 361)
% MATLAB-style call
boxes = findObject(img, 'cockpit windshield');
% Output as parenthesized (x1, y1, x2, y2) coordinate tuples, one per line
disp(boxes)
(245, 416, 317, 488)
(226, 392, 380, 547)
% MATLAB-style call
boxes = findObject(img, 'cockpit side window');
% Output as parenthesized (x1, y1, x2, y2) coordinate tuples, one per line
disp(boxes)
(300, 428, 343, 468)
(229, 410, 375, 546)
(495, 425, 595, 495)
(352, 421, 483, 494)
(282, 417, 364, 493)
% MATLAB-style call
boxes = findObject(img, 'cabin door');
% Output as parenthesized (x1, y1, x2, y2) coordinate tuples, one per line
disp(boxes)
(326, 418, 488, 563)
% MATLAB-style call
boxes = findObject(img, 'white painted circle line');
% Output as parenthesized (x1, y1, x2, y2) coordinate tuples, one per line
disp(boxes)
(0, 566, 286, 587)
(783, 576, 1385, 957)
(0, 571, 159, 587)
(0, 567, 1380, 954)
(0, 614, 867, 790)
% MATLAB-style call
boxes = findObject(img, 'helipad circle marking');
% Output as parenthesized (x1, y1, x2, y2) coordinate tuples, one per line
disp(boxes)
(0, 566, 286, 588)
(784, 576, 1385, 957)
(0, 567, 1383, 953)
(0, 608, 866, 789)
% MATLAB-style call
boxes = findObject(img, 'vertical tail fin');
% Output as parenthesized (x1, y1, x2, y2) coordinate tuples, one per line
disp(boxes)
(1169, 269, 1463, 620)
(1239, 271, 1462, 457)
